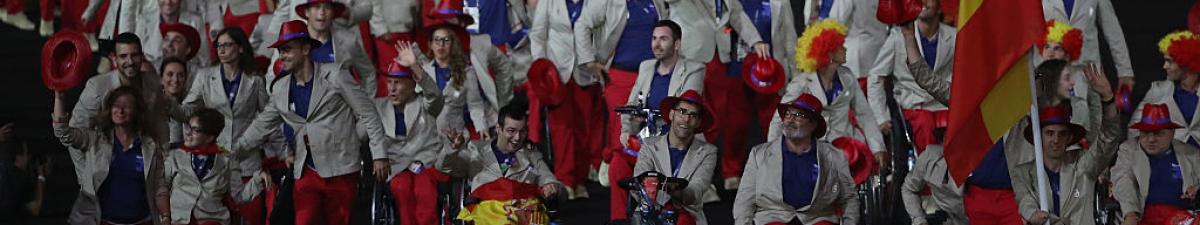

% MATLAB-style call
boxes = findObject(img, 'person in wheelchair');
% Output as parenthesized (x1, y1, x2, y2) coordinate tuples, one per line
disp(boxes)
(631, 90, 719, 225)
(374, 51, 450, 225)
(438, 102, 564, 225)
(900, 142, 967, 225)
(1112, 103, 1200, 225)
(733, 93, 859, 225)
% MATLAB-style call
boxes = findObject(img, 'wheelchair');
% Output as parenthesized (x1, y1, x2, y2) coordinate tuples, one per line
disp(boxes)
(619, 171, 690, 225)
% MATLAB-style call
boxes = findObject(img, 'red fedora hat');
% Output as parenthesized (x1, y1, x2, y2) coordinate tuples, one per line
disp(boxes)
(42, 30, 93, 91)
(778, 93, 827, 138)
(383, 61, 414, 79)
(1131, 103, 1184, 131)
(659, 90, 717, 132)
(269, 20, 322, 48)
(526, 58, 566, 106)
(876, 0, 922, 25)
(294, 0, 347, 20)
(427, 0, 475, 26)
(833, 137, 876, 185)
(159, 22, 201, 60)
(742, 54, 787, 94)
(1024, 104, 1087, 145)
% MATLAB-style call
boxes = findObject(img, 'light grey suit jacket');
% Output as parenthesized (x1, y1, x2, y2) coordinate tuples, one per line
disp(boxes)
(1011, 110, 1121, 225)
(633, 136, 719, 225)
(157, 149, 232, 225)
(417, 58, 491, 133)
(667, 0, 764, 63)
(572, 0, 668, 67)
(234, 62, 387, 179)
(54, 124, 166, 225)
(179, 66, 271, 178)
(439, 140, 562, 193)
(900, 145, 966, 225)
(84, 0, 142, 39)
(529, 0, 594, 86)
(1042, 0, 1133, 78)
(842, 0, 888, 79)
(1112, 140, 1200, 217)
(867, 24, 956, 125)
(373, 73, 444, 179)
(732, 138, 859, 225)
(773, 67, 885, 153)
(1130, 81, 1200, 144)
(620, 58, 706, 133)
(368, 0, 422, 36)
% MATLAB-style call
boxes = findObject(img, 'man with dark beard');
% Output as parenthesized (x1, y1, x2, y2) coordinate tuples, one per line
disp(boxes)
(631, 90, 718, 225)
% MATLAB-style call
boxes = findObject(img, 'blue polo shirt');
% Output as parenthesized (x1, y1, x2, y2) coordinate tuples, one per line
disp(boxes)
(433, 63, 475, 128)
(566, 0, 585, 23)
(647, 64, 673, 110)
(1146, 148, 1190, 209)
(966, 139, 1012, 189)
(99, 135, 150, 224)
(824, 74, 844, 102)
(492, 143, 517, 174)
(611, 0, 657, 71)
(394, 106, 407, 137)
(818, 0, 834, 18)
(467, 0, 510, 47)
(311, 36, 336, 63)
(192, 154, 215, 179)
(919, 34, 938, 68)
(742, 0, 772, 44)
(1175, 84, 1197, 125)
(1047, 167, 1061, 215)
(222, 67, 242, 104)
(1063, 0, 1075, 17)
(781, 142, 819, 209)
(668, 146, 688, 177)
(288, 76, 316, 169)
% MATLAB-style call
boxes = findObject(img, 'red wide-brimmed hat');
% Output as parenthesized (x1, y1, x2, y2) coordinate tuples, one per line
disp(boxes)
(876, 0, 922, 24)
(778, 93, 827, 138)
(159, 22, 201, 60)
(42, 30, 93, 91)
(659, 90, 716, 132)
(427, 0, 475, 26)
(1131, 103, 1184, 131)
(295, 0, 347, 20)
(416, 20, 472, 55)
(269, 20, 322, 48)
(742, 54, 787, 94)
(833, 137, 877, 185)
(383, 61, 414, 78)
(1024, 104, 1087, 145)
(526, 59, 566, 106)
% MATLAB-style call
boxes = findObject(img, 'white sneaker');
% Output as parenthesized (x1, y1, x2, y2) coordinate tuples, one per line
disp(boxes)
(7, 12, 34, 31)
(587, 165, 599, 183)
(0, 12, 9, 23)
(39, 20, 52, 37)
(724, 177, 741, 190)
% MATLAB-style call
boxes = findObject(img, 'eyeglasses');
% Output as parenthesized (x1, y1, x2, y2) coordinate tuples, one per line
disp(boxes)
(672, 108, 701, 119)
(216, 42, 238, 50)
(781, 111, 813, 120)
(432, 36, 453, 44)
(184, 124, 205, 136)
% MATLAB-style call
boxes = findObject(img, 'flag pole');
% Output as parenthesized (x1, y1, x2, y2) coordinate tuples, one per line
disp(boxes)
(1024, 51, 1051, 223)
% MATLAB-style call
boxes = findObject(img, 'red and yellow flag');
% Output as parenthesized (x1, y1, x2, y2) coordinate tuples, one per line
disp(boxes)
(944, 0, 1044, 185)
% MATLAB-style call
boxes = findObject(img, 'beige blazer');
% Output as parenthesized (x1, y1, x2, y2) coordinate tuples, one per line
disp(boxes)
(179, 66, 271, 178)
(732, 138, 859, 225)
(731, 0, 799, 84)
(867, 24, 956, 125)
(53, 124, 166, 225)
(529, 0, 594, 86)
(900, 145, 966, 225)
(373, 73, 445, 179)
(84, 0, 143, 39)
(773, 67, 885, 153)
(620, 58, 707, 133)
(1011, 111, 1121, 225)
(234, 62, 388, 180)
(1130, 81, 1200, 144)
(1041, 0, 1133, 78)
(469, 34, 515, 116)
(417, 58, 491, 133)
(633, 136, 719, 225)
(841, 0, 888, 79)
(369, 0, 422, 36)
(157, 149, 232, 225)
(572, 0, 668, 67)
(438, 140, 562, 193)
(666, 0, 763, 63)
(1112, 140, 1200, 217)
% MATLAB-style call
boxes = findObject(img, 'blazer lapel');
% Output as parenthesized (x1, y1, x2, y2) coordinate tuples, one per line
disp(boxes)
(1059, 162, 1079, 208)
(381, 101, 397, 138)
(654, 138, 673, 177)
(934, 27, 954, 71)
(806, 75, 829, 105)
(404, 100, 422, 136)
(676, 139, 705, 179)
(277, 76, 305, 122)
(306, 65, 330, 119)
(176, 153, 199, 180)
(667, 59, 686, 96)
(1133, 150, 1151, 202)
(1178, 143, 1197, 193)
(140, 138, 157, 179)
(1045, 0, 1066, 19)
(207, 73, 232, 113)
(231, 73, 253, 113)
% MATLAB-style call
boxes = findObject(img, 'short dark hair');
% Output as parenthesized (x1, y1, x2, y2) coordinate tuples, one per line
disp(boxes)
(114, 32, 143, 50)
(498, 96, 529, 127)
(655, 20, 682, 41)
(190, 108, 225, 136)
(159, 57, 189, 74)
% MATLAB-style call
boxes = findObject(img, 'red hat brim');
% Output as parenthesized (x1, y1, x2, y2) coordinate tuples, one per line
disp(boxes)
(42, 30, 93, 91)
(1130, 122, 1184, 131)
(416, 21, 472, 55)
(1023, 121, 1087, 147)
(876, 0, 923, 25)
(659, 95, 717, 133)
(833, 137, 876, 185)
(295, 0, 347, 20)
(742, 55, 787, 94)
(159, 23, 202, 60)
(777, 102, 827, 139)
(526, 59, 566, 106)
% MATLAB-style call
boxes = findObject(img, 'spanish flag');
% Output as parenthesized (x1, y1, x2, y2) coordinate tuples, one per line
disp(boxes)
(943, 0, 1045, 185)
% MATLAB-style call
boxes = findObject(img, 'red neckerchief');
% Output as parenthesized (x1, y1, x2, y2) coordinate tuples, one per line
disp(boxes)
(181, 144, 222, 155)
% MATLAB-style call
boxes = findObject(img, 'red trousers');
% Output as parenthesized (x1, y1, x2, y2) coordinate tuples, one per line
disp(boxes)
(372, 32, 414, 97)
(3, 0, 22, 14)
(389, 169, 449, 225)
(902, 109, 949, 154)
(234, 177, 268, 225)
(963, 184, 1022, 225)
(41, 0, 95, 31)
(294, 168, 358, 225)
(548, 79, 603, 188)
(1141, 204, 1198, 225)
(607, 146, 637, 221)
(602, 67, 639, 163)
(701, 57, 754, 179)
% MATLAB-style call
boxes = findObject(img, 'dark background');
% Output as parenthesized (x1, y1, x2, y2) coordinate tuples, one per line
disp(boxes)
(0, 0, 1196, 224)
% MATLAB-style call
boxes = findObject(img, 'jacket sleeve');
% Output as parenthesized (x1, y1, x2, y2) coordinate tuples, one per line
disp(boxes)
(1082, 100, 1123, 177)
(464, 69, 495, 131)
(1109, 145, 1142, 217)
(848, 76, 886, 153)
(233, 91, 284, 157)
(417, 73, 445, 116)
(676, 147, 717, 206)
(336, 67, 389, 160)
(529, 150, 563, 187)
(53, 123, 98, 151)
(725, 0, 764, 45)
(901, 148, 934, 225)
(1096, 0, 1133, 78)
(572, 0, 605, 66)
(732, 146, 762, 225)
(1011, 165, 1045, 222)
(437, 141, 480, 177)
(70, 79, 104, 129)
(345, 0, 374, 24)
(155, 152, 175, 216)
(621, 63, 652, 134)
(907, 61, 950, 105)
(177, 72, 208, 121)
(529, 0, 551, 61)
